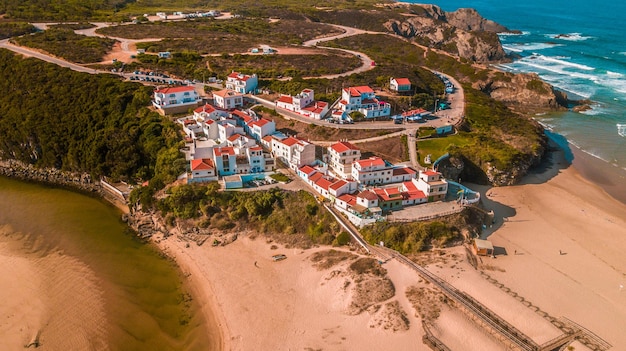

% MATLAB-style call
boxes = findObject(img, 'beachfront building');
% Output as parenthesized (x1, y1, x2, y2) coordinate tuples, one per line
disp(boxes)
(275, 89, 329, 120)
(271, 136, 316, 170)
(351, 156, 392, 185)
(226, 71, 258, 94)
(414, 170, 448, 202)
(213, 89, 244, 109)
(337, 85, 391, 119)
(328, 141, 361, 179)
(390, 77, 411, 92)
(152, 86, 201, 115)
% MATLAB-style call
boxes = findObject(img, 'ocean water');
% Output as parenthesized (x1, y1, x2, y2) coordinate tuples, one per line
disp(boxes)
(416, 0, 626, 170)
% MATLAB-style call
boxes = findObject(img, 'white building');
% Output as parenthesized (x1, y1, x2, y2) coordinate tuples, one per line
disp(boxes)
(153, 86, 201, 115)
(213, 89, 243, 109)
(337, 85, 391, 119)
(247, 118, 276, 141)
(275, 89, 330, 119)
(328, 141, 361, 179)
(351, 156, 392, 185)
(189, 158, 218, 183)
(226, 71, 258, 94)
(390, 77, 411, 92)
(415, 170, 448, 202)
(271, 136, 315, 170)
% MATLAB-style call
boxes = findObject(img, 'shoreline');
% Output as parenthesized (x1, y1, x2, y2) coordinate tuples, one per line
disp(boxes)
(2, 132, 626, 349)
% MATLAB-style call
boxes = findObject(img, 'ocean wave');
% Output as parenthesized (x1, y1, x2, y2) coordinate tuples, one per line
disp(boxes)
(618, 124, 626, 137)
(546, 33, 593, 41)
(606, 71, 624, 78)
(505, 42, 563, 52)
(532, 55, 595, 71)
(502, 45, 523, 53)
(498, 31, 530, 37)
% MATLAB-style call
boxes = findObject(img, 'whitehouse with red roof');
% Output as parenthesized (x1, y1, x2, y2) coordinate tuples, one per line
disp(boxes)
(336, 85, 390, 119)
(275, 89, 329, 120)
(225, 71, 258, 94)
(153, 86, 202, 115)
(390, 77, 412, 93)
(328, 141, 361, 179)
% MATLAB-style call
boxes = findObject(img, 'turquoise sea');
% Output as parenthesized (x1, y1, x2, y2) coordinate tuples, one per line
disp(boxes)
(415, 0, 626, 172)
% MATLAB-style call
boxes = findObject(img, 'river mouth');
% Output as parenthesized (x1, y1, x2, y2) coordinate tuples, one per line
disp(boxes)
(0, 176, 212, 351)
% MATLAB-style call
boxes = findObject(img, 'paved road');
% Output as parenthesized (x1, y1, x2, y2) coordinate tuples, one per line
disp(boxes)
(0, 39, 101, 74)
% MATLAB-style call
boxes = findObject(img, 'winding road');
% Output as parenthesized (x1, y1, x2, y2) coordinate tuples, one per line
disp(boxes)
(3, 18, 466, 171)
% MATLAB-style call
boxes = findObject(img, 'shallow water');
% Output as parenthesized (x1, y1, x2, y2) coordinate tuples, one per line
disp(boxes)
(0, 176, 212, 351)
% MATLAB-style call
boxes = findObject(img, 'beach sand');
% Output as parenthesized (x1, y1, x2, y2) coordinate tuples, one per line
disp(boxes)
(156, 141, 626, 350)
(0, 226, 108, 351)
(2, 141, 625, 350)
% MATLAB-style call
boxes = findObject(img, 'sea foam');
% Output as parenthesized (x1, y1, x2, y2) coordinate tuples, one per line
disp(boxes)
(546, 33, 593, 41)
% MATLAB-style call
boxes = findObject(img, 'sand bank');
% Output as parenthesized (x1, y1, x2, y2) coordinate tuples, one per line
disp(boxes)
(158, 142, 626, 350)
(0, 226, 108, 351)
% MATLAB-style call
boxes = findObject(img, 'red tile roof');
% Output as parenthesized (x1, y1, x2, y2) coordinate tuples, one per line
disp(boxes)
(329, 179, 348, 191)
(357, 190, 378, 201)
(308, 172, 323, 183)
(191, 158, 214, 171)
(393, 167, 417, 176)
(277, 95, 293, 104)
(345, 85, 374, 97)
(337, 193, 356, 205)
(315, 178, 333, 191)
(155, 86, 195, 94)
(402, 108, 428, 117)
(227, 134, 242, 142)
(231, 110, 253, 121)
(213, 89, 241, 98)
(355, 157, 386, 168)
(299, 165, 316, 175)
(330, 141, 359, 153)
(402, 180, 419, 192)
(227, 71, 252, 81)
(422, 170, 440, 176)
(249, 118, 271, 128)
(195, 104, 215, 114)
(214, 147, 235, 156)
(280, 136, 301, 147)
(393, 78, 411, 86)
(249, 146, 263, 151)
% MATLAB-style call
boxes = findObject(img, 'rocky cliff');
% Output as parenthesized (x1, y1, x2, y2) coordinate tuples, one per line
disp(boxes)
(384, 4, 512, 63)
(473, 72, 566, 112)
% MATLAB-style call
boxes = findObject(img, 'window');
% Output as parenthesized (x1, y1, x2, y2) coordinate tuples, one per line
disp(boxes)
(169, 93, 176, 97)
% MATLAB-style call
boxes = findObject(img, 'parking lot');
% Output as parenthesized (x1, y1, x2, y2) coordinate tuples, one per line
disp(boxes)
(127, 70, 192, 85)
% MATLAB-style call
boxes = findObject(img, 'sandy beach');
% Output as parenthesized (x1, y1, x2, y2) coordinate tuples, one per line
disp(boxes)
(2, 142, 625, 350)
(153, 141, 626, 350)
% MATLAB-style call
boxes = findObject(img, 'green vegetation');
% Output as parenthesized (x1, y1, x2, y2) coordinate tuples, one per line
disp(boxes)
(526, 79, 548, 94)
(12, 28, 116, 63)
(49, 22, 96, 30)
(417, 133, 474, 166)
(0, 21, 37, 39)
(155, 184, 342, 247)
(361, 220, 460, 254)
(417, 126, 436, 138)
(269, 173, 290, 183)
(0, 49, 184, 184)
(360, 207, 483, 254)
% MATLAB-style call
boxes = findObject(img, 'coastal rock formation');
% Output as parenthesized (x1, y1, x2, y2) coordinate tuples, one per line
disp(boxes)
(383, 4, 510, 62)
(474, 72, 565, 111)
(0, 159, 99, 192)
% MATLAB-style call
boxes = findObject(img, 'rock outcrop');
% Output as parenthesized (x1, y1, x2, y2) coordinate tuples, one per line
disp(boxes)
(0, 158, 99, 193)
(473, 72, 565, 112)
(384, 4, 511, 62)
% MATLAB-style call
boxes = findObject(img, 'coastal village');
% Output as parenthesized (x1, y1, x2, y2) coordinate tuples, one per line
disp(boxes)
(0, 4, 622, 351)
(147, 69, 479, 230)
